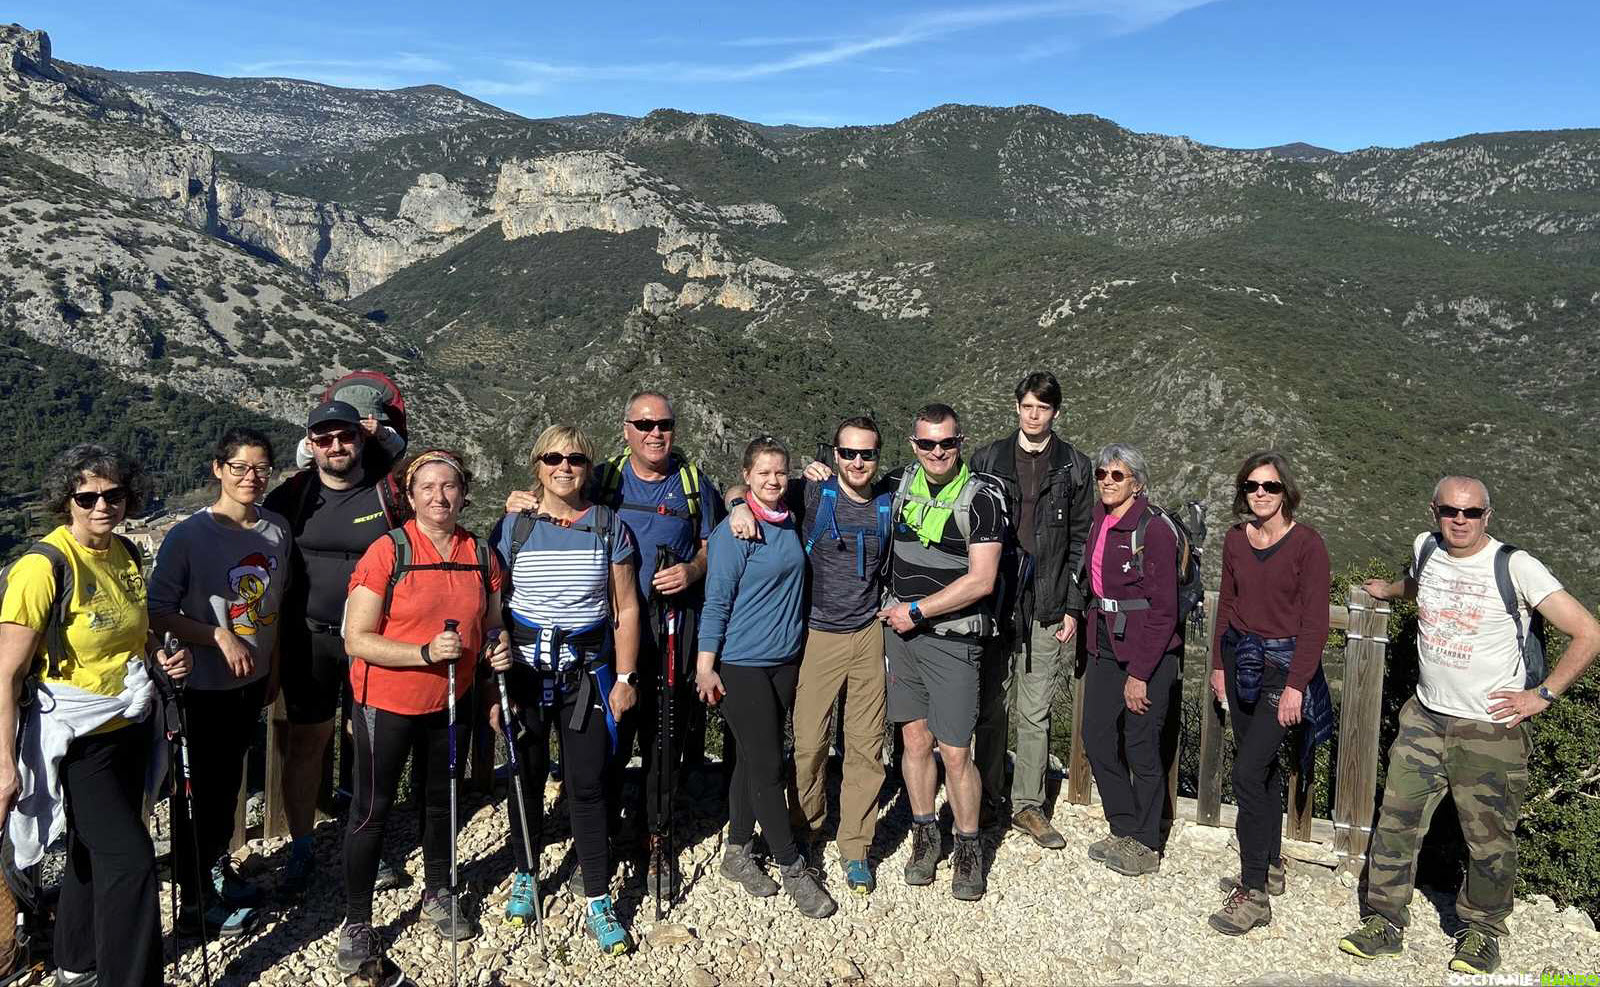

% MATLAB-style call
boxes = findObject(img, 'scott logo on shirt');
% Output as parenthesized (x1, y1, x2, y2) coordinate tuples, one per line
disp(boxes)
(352, 511, 385, 525)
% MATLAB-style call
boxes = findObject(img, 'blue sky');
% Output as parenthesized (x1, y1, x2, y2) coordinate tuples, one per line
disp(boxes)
(19, 0, 1599, 150)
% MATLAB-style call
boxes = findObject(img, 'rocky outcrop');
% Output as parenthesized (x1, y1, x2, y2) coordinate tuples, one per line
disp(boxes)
(397, 173, 476, 233)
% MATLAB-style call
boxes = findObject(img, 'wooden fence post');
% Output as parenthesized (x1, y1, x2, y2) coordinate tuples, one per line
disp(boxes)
(262, 691, 290, 839)
(1066, 633, 1092, 805)
(1333, 588, 1389, 868)
(1195, 593, 1225, 826)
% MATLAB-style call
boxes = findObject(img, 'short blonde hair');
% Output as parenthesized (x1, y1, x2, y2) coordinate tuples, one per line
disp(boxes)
(527, 425, 599, 508)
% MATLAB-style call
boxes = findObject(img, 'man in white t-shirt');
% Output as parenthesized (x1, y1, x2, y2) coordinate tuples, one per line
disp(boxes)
(1337, 476, 1600, 977)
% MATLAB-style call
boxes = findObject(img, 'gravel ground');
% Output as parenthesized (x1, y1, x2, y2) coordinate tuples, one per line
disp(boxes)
(115, 768, 1600, 987)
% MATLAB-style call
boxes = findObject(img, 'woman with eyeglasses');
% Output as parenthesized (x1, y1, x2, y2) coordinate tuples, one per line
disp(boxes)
(697, 436, 837, 919)
(148, 428, 291, 938)
(1079, 444, 1181, 880)
(0, 444, 191, 986)
(485, 425, 641, 955)
(1207, 450, 1331, 937)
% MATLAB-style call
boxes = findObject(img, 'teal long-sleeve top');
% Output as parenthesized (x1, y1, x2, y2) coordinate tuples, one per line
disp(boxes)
(697, 516, 806, 666)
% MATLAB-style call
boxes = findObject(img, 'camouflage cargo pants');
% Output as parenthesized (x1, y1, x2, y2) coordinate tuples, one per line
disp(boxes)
(1365, 695, 1532, 938)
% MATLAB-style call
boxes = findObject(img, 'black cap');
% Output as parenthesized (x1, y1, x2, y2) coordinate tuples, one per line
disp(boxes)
(306, 400, 362, 431)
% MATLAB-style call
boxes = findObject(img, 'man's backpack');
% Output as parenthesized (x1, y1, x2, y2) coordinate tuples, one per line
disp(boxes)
(0, 536, 142, 680)
(1128, 501, 1208, 629)
(594, 452, 704, 523)
(889, 466, 1011, 637)
(324, 370, 408, 439)
(804, 478, 892, 580)
(278, 463, 403, 535)
(379, 527, 492, 628)
(1414, 534, 1547, 689)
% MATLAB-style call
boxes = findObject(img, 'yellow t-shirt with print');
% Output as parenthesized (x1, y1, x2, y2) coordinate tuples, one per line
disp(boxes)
(0, 525, 148, 703)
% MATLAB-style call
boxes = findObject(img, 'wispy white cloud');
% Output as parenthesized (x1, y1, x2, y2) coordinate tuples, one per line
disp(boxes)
(233, 52, 453, 77)
(721, 35, 845, 49)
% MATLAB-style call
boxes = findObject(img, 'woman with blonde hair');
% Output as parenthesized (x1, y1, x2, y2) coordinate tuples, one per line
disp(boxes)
(486, 426, 641, 955)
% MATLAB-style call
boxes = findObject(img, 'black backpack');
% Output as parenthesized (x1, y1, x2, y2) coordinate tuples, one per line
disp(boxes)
(1414, 534, 1547, 688)
(1129, 501, 1208, 629)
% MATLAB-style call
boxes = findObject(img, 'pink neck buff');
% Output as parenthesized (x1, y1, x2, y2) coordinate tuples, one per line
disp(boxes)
(747, 494, 790, 524)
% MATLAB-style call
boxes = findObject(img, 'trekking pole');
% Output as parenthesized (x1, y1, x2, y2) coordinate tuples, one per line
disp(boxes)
(157, 633, 212, 987)
(491, 630, 544, 958)
(443, 619, 461, 987)
(651, 545, 677, 921)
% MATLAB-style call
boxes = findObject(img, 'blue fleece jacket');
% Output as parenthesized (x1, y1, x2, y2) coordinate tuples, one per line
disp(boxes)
(697, 516, 806, 666)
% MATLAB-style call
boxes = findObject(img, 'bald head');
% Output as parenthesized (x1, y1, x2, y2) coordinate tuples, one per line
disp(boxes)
(1431, 475, 1492, 511)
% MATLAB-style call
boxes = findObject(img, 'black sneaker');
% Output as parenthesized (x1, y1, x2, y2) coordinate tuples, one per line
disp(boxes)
(1338, 914, 1404, 961)
(950, 837, 986, 901)
(1449, 930, 1500, 975)
(419, 889, 477, 941)
(904, 821, 942, 887)
(336, 922, 382, 975)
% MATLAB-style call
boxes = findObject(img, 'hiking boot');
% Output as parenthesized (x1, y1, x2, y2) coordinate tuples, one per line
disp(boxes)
(950, 836, 986, 901)
(374, 856, 412, 893)
(719, 841, 779, 898)
(213, 859, 264, 907)
(279, 844, 315, 899)
(583, 895, 634, 955)
(1086, 834, 1119, 862)
(1449, 930, 1501, 975)
(177, 893, 257, 939)
(779, 858, 838, 919)
(842, 858, 875, 896)
(53, 971, 97, 987)
(1208, 886, 1272, 936)
(904, 821, 942, 887)
(503, 871, 537, 927)
(1105, 837, 1160, 877)
(1010, 807, 1067, 850)
(336, 922, 382, 975)
(419, 889, 477, 941)
(1338, 914, 1404, 961)
(1217, 856, 1287, 897)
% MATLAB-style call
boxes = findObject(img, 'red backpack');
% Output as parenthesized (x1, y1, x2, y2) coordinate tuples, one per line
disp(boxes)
(324, 370, 408, 439)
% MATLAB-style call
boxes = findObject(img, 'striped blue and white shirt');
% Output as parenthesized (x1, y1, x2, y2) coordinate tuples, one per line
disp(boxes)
(490, 508, 637, 665)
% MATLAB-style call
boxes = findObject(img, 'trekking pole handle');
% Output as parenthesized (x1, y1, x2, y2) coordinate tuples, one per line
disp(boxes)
(161, 632, 185, 692)
(444, 619, 460, 633)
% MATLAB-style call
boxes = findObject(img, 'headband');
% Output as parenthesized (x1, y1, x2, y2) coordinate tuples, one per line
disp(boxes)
(404, 450, 467, 490)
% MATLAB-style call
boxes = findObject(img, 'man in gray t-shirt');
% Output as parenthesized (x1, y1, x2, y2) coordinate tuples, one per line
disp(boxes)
(725, 416, 892, 894)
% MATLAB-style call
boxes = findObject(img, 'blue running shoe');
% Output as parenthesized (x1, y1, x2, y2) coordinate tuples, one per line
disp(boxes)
(583, 895, 633, 956)
(843, 858, 875, 896)
(503, 871, 536, 927)
(214, 859, 264, 907)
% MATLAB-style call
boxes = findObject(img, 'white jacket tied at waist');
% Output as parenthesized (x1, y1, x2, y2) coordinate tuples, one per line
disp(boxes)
(8, 659, 167, 869)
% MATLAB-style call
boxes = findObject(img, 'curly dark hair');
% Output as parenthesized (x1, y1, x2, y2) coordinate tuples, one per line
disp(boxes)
(44, 444, 147, 519)
(395, 448, 473, 522)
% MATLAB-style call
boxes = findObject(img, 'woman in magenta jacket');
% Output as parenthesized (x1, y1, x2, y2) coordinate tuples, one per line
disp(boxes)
(1079, 443, 1182, 879)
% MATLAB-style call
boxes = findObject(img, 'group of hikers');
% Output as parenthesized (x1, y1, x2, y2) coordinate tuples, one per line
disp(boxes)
(0, 369, 1596, 986)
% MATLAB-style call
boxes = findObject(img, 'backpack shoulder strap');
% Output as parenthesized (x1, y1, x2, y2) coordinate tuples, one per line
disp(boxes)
(595, 453, 630, 508)
(1493, 543, 1527, 649)
(474, 536, 492, 617)
(380, 528, 411, 623)
(874, 491, 893, 548)
(1414, 532, 1443, 582)
(375, 474, 401, 528)
(805, 478, 840, 555)
(4, 542, 74, 679)
(508, 511, 539, 570)
(675, 456, 702, 521)
(1130, 510, 1152, 558)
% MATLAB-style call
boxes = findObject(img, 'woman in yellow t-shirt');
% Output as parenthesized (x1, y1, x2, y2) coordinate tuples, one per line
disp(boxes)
(0, 445, 190, 987)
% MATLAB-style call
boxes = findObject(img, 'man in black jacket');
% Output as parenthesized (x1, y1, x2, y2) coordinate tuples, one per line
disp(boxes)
(970, 371, 1094, 848)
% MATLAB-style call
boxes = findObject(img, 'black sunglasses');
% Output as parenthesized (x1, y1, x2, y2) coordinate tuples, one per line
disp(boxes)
(1436, 505, 1488, 520)
(1240, 480, 1285, 495)
(625, 418, 675, 434)
(910, 436, 963, 452)
(835, 446, 880, 462)
(71, 487, 128, 510)
(537, 452, 592, 468)
(1094, 468, 1131, 483)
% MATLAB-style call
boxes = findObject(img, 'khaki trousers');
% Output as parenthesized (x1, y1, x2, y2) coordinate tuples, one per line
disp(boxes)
(788, 623, 888, 861)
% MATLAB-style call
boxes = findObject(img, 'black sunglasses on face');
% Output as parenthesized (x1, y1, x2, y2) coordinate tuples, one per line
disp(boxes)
(835, 446, 880, 462)
(1436, 505, 1488, 520)
(625, 418, 675, 434)
(71, 487, 128, 510)
(538, 452, 592, 468)
(1094, 468, 1130, 483)
(910, 436, 963, 452)
(309, 428, 358, 448)
(1240, 480, 1285, 495)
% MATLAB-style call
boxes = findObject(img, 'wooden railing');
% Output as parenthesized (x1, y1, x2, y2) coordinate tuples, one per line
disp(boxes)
(1063, 587, 1391, 869)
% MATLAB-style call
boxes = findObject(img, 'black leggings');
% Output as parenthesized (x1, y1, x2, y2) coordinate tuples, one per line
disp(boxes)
(1224, 649, 1291, 891)
(344, 702, 461, 924)
(172, 680, 265, 904)
(55, 724, 162, 985)
(1081, 617, 1180, 852)
(501, 664, 612, 897)
(719, 660, 801, 867)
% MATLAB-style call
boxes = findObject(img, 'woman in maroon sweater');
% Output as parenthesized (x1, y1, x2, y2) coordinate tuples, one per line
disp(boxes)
(1207, 450, 1331, 937)
(1079, 444, 1182, 878)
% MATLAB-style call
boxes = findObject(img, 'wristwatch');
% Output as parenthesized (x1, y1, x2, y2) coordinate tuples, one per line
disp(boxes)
(1537, 684, 1559, 703)
(619, 671, 640, 687)
(419, 643, 434, 665)
(908, 601, 925, 624)
(730, 496, 747, 509)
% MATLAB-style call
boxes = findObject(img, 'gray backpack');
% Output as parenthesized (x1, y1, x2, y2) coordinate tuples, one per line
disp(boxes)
(1414, 534, 1547, 689)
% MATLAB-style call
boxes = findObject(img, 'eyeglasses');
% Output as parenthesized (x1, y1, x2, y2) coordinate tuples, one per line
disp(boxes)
(1094, 468, 1130, 483)
(910, 436, 963, 452)
(70, 487, 128, 510)
(537, 452, 592, 468)
(222, 461, 272, 478)
(1240, 480, 1285, 495)
(1436, 505, 1488, 520)
(835, 447, 880, 462)
(625, 418, 675, 434)
(309, 428, 358, 448)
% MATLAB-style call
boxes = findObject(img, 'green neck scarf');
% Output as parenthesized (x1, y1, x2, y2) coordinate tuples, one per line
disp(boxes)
(901, 462, 970, 546)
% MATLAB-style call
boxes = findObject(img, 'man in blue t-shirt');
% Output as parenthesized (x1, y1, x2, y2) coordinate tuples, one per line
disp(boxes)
(507, 390, 721, 895)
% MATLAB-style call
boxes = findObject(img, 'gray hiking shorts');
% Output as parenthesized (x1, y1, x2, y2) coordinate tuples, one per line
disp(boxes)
(886, 629, 983, 748)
